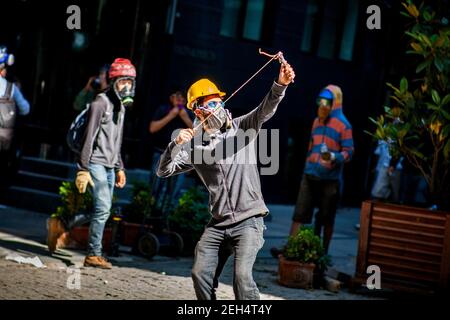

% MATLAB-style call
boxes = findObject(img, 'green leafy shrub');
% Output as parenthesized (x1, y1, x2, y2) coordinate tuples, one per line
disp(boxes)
(169, 186, 211, 242)
(368, 1, 450, 208)
(122, 181, 155, 223)
(51, 181, 93, 219)
(284, 227, 331, 273)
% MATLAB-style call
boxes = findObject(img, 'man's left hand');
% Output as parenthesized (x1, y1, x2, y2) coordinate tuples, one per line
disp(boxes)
(277, 63, 295, 86)
(116, 170, 126, 188)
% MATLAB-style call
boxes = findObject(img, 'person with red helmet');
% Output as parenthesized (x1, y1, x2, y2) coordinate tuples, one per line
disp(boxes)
(47, 58, 136, 269)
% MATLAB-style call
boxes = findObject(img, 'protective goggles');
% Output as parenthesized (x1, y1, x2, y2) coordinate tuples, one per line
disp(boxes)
(196, 100, 225, 112)
(316, 98, 332, 108)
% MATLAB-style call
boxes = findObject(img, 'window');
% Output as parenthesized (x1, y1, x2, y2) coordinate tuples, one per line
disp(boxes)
(317, 1, 343, 59)
(243, 0, 265, 41)
(220, 0, 242, 38)
(339, 0, 359, 61)
(300, 0, 320, 53)
(220, 0, 267, 42)
(300, 0, 359, 61)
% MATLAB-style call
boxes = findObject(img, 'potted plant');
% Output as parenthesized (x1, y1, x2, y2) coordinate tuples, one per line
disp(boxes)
(357, 1, 450, 294)
(51, 181, 112, 249)
(168, 186, 211, 255)
(278, 227, 331, 289)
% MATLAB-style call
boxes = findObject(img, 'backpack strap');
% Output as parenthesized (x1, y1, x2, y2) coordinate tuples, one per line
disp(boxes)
(97, 93, 113, 114)
(1, 81, 13, 100)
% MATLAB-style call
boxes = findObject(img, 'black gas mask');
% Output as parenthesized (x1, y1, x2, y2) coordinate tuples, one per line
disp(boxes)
(114, 77, 135, 107)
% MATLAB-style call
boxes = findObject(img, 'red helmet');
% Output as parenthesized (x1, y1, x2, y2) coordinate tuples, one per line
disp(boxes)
(109, 58, 136, 79)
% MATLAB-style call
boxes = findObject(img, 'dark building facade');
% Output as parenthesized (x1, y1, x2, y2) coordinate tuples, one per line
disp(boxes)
(1, 0, 405, 205)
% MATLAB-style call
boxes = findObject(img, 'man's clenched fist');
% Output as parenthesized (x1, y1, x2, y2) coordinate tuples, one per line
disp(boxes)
(277, 63, 295, 86)
(175, 128, 194, 145)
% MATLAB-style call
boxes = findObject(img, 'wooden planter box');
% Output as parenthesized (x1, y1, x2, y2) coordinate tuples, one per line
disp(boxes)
(69, 226, 112, 250)
(278, 256, 315, 289)
(354, 200, 450, 294)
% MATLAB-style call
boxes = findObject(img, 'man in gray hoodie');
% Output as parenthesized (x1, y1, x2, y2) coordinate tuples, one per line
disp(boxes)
(157, 62, 295, 299)
(47, 58, 136, 269)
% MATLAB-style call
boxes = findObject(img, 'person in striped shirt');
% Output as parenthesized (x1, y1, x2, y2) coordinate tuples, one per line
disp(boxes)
(273, 85, 354, 255)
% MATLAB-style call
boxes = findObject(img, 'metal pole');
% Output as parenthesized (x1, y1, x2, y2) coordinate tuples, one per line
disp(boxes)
(166, 0, 178, 35)
(130, 0, 141, 59)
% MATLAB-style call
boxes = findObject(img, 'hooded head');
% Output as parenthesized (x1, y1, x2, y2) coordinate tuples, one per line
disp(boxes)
(0, 46, 14, 78)
(316, 84, 343, 122)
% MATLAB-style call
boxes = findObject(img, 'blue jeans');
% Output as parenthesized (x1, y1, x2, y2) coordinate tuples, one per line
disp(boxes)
(87, 163, 115, 256)
(191, 216, 265, 300)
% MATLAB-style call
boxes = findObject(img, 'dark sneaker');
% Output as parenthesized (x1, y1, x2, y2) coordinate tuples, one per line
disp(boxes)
(270, 246, 284, 259)
(84, 255, 112, 269)
(47, 217, 66, 253)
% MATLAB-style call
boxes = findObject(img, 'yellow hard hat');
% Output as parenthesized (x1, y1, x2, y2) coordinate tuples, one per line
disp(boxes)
(186, 78, 226, 110)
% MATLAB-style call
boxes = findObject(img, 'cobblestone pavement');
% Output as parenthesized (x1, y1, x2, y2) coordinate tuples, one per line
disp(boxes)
(0, 255, 371, 300)
(0, 205, 378, 300)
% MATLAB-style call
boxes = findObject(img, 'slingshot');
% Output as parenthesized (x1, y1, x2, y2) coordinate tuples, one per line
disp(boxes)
(193, 48, 291, 133)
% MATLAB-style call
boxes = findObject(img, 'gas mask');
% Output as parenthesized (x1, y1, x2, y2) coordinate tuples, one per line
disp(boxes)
(114, 77, 135, 107)
(194, 100, 232, 135)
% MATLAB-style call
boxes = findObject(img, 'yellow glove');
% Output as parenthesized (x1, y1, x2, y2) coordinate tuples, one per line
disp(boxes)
(75, 171, 95, 193)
